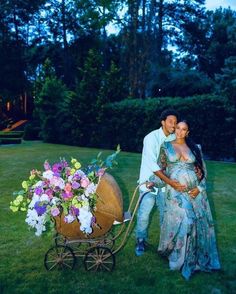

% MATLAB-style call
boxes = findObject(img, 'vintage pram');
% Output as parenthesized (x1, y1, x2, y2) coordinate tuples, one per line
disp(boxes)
(44, 173, 144, 272)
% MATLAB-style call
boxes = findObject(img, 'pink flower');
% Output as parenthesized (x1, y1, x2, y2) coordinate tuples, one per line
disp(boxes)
(80, 177, 90, 188)
(51, 207, 60, 217)
(96, 168, 105, 177)
(45, 189, 54, 199)
(44, 161, 51, 171)
(64, 183, 72, 193)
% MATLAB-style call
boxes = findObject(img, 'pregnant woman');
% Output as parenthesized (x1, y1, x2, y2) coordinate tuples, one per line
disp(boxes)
(157, 119, 221, 280)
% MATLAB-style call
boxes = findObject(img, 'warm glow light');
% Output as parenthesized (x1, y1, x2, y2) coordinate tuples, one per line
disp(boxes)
(7, 101, 10, 111)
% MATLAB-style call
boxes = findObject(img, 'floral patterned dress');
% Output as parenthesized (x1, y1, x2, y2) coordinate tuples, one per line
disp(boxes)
(158, 141, 221, 280)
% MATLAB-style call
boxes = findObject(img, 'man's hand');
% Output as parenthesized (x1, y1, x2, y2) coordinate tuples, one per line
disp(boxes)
(170, 180, 187, 192)
(188, 187, 200, 198)
(146, 181, 155, 189)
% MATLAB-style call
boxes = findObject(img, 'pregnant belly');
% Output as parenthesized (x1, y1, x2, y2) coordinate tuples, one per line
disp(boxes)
(169, 168, 198, 190)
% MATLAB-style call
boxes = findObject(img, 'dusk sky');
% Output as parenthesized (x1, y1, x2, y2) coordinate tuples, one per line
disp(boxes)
(107, 1, 236, 34)
(205, 0, 236, 10)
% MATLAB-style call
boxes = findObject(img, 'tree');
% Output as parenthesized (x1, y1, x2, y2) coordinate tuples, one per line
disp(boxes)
(70, 49, 102, 146)
(216, 56, 236, 107)
(99, 60, 128, 103)
(34, 60, 72, 143)
(178, 7, 236, 78)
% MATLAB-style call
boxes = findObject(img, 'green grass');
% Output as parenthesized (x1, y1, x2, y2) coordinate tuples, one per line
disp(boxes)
(0, 131, 24, 138)
(0, 141, 236, 294)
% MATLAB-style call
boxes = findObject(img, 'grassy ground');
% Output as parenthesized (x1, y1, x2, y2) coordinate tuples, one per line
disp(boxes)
(0, 141, 236, 294)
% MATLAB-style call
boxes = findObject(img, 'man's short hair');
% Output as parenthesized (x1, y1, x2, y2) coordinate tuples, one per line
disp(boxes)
(160, 109, 179, 122)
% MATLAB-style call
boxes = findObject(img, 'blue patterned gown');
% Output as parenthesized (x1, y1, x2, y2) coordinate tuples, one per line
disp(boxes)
(158, 141, 221, 280)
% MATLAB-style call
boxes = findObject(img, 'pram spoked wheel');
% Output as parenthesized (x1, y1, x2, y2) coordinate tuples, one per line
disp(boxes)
(83, 246, 115, 272)
(44, 245, 76, 271)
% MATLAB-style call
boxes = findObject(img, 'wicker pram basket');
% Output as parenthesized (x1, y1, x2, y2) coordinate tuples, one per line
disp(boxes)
(54, 173, 123, 239)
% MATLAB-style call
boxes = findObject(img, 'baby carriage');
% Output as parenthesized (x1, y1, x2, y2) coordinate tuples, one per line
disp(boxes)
(44, 173, 144, 272)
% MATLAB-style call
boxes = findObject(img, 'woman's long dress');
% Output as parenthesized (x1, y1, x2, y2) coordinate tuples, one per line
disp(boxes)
(158, 142, 221, 280)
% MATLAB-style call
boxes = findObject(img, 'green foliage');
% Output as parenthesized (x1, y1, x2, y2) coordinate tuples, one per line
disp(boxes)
(180, 7, 236, 79)
(35, 76, 73, 143)
(99, 61, 128, 103)
(23, 123, 41, 140)
(99, 95, 235, 160)
(70, 49, 103, 146)
(151, 69, 214, 97)
(99, 98, 146, 150)
(216, 56, 236, 106)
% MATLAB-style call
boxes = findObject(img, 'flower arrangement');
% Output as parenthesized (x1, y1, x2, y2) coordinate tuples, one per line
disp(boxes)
(10, 147, 120, 236)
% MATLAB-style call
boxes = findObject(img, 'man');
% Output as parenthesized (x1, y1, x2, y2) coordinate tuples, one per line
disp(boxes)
(135, 109, 186, 256)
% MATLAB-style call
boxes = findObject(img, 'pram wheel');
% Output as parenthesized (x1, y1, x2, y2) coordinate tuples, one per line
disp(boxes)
(44, 245, 76, 271)
(83, 246, 115, 272)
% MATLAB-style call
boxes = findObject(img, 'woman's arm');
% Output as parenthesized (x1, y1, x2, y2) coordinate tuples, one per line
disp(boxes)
(189, 145, 207, 198)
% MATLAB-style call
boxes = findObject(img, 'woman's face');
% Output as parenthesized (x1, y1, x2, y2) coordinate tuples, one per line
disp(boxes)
(175, 121, 189, 139)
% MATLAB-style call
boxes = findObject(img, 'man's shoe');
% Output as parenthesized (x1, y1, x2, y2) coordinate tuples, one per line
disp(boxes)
(135, 239, 145, 256)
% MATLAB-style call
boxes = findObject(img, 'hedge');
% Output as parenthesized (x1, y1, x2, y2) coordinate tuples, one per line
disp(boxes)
(99, 95, 235, 161)
(26, 94, 235, 161)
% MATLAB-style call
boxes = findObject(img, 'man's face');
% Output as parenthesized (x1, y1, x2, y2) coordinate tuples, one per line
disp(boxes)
(161, 115, 177, 136)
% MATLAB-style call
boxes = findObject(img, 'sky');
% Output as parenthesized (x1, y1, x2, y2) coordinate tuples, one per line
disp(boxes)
(107, 1, 236, 34)
(205, 0, 236, 10)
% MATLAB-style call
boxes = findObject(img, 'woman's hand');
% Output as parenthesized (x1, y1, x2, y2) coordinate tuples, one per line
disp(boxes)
(194, 166, 202, 180)
(188, 187, 200, 198)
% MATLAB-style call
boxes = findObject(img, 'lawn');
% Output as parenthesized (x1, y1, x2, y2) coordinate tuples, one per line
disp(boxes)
(0, 141, 236, 294)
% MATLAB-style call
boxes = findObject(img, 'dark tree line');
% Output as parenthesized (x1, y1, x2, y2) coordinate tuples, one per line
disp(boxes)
(0, 1, 236, 150)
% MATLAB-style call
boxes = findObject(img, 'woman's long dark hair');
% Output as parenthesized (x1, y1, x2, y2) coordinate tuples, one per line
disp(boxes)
(179, 120, 205, 181)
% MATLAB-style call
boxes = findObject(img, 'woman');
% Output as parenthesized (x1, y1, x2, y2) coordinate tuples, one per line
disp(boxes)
(156, 120, 220, 280)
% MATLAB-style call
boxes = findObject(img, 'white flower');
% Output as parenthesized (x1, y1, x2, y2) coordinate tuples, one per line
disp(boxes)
(74, 170, 86, 178)
(84, 183, 97, 197)
(50, 176, 65, 189)
(51, 197, 60, 205)
(79, 194, 86, 201)
(40, 193, 50, 202)
(77, 206, 93, 234)
(34, 180, 44, 188)
(29, 195, 40, 208)
(25, 209, 47, 236)
(64, 214, 75, 223)
(42, 170, 54, 180)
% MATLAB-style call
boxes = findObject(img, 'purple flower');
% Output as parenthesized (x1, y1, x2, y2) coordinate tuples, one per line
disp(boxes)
(44, 161, 51, 171)
(34, 201, 47, 216)
(51, 207, 60, 217)
(73, 174, 81, 181)
(72, 181, 80, 189)
(45, 189, 54, 198)
(71, 206, 80, 216)
(52, 163, 63, 174)
(61, 160, 68, 168)
(91, 216, 96, 224)
(62, 191, 73, 200)
(34, 187, 43, 195)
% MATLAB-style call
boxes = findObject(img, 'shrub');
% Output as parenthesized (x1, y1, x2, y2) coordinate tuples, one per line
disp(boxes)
(99, 95, 235, 160)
